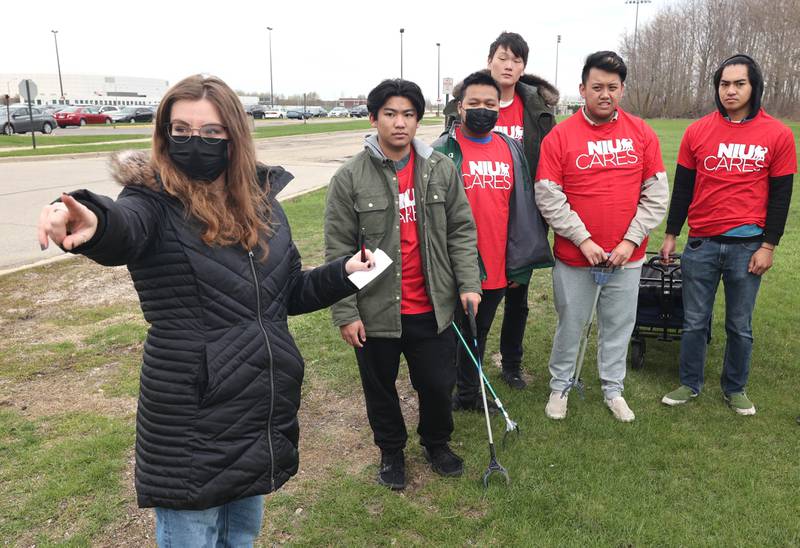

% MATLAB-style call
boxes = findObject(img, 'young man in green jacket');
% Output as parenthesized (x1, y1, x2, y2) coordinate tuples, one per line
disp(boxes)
(324, 79, 481, 491)
(444, 31, 558, 390)
(434, 71, 553, 412)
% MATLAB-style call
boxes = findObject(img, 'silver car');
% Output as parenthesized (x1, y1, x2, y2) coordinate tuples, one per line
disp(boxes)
(1, 106, 57, 135)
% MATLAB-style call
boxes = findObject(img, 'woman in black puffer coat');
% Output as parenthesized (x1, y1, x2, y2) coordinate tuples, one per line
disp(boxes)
(37, 75, 373, 547)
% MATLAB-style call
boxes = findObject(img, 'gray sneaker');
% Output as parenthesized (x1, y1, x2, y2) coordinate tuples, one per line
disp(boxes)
(724, 392, 756, 416)
(661, 385, 697, 406)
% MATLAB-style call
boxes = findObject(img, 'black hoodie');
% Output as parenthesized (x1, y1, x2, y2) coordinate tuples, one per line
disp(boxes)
(712, 54, 764, 121)
(666, 54, 793, 245)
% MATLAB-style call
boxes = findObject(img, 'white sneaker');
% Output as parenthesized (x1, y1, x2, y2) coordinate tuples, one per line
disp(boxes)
(545, 391, 568, 420)
(606, 396, 635, 422)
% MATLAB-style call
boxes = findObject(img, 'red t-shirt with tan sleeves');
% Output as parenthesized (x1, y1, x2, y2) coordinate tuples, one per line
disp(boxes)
(456, 128, 515, 289)
(536, 108, 665, 267)
(677, 109, 797, 237)
(397, 149, 433, 314)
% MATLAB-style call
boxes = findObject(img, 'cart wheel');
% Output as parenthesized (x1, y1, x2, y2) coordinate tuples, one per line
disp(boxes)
(630, 339, 645, 370)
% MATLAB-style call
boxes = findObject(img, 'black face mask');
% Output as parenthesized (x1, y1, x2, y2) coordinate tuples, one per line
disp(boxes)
(463, 108, 499, 135)
(167, 136, 229, 183)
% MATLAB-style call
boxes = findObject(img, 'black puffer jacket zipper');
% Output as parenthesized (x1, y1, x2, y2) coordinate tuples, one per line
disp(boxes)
(248, 250, 275, 491)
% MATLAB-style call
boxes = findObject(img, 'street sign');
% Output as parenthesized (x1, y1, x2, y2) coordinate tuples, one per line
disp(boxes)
(442, 77, 454, 96)
(18, 80, 38, 149)
(18, 79, 38, 102)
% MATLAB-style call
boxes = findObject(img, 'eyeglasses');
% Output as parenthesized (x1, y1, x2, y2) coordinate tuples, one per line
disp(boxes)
(166, 122, 228, 145)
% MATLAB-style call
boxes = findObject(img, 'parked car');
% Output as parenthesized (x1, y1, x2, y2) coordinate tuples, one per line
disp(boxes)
(98, 105, 120, 113)
(286, 109, 313, 120)
(308, 106, 328, 117)
(1, 106, 57, 135)
(328, 107, 350, 118)
(349, 104, 369, 118)
(42, 104, 68, 115)
(110, 106, 155, 124)
(55, 106, 112, 127)
(264, 106, 288, 119)
(245, 104, 269, 119)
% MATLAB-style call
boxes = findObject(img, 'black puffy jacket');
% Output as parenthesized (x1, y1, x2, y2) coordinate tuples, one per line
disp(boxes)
(68, 151, 357, 510)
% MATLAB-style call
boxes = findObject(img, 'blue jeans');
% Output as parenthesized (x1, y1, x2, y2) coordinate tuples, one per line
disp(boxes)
(679, 238, 762, 395)
(155, 495, 264, 548)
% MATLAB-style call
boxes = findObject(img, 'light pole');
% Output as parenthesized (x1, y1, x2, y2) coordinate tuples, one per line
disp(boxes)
(400, 28, 405, 79)
(436, 42, 441, 117)
(554, 35, 561, 115)
(267, 27, 274, 107)
(625, 0, 651, 111)
(625, 0, 651, 66)
(51, 30, 64, 101)
(554, 35, 561, 89)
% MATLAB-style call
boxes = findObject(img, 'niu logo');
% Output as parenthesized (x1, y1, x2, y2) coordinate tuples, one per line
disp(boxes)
(576, 138, 638, 170)
(704, 143, 767, 173)
(717, 143, 768, 161)
(463, 161, 512, 190)
(587, 138, 634, 155)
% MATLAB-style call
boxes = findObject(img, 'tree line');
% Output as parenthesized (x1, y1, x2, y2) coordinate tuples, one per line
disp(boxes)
(619, 0, 800, 119)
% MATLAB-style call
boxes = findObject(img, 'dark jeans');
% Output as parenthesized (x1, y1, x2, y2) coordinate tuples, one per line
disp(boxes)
(500, 283, 529, 372)
(679, 238, 763, 395)
(455, 288, 506, 402)
(354, 312, 456, 451)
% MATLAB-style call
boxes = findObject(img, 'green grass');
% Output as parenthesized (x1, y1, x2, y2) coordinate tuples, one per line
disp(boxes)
(0, 117, 798, 545)
(265, 117, 800, 546)
(0, 133, 148, 149)
(0, 140, 151, 158)
(0, 410, 134, 545)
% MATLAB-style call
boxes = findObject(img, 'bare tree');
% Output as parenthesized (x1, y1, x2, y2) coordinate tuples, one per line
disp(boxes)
(620, 0, 800, 119)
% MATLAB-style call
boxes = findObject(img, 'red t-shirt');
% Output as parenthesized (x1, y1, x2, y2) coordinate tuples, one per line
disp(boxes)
(536, 108, 665, 267)
(494, 93, 524, 142)
(677, 109, 797, 237)
(397, 149, 433, 314)
(456, 128, 515, 289)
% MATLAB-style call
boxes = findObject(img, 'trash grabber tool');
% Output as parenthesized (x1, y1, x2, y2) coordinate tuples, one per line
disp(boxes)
(561, 262, 617, 400)
(451, 320, 519, 443)
(466, 301, 510, 488)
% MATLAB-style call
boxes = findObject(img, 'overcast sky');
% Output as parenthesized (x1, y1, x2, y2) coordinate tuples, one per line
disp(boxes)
(5, 0, 668, 101)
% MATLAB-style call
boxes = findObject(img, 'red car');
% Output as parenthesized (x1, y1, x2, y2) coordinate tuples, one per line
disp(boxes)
(55, 106, 113, 127)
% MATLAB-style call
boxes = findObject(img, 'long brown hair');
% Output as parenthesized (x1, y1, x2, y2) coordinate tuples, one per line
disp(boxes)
(152, 74, 271, 254)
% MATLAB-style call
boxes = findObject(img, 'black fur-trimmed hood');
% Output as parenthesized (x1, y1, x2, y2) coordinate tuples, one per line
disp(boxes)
(107, 150, 293, 198)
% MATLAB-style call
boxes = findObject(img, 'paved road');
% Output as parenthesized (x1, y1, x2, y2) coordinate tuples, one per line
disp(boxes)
(0, 124, 442, 273)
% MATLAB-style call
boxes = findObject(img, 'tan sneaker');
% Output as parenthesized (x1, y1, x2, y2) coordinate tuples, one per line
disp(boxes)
(606, 396, 635, 422)
(545, 391, 568, 420)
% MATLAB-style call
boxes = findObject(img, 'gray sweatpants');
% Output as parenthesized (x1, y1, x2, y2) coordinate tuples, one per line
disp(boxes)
(548, 259, 641, 400)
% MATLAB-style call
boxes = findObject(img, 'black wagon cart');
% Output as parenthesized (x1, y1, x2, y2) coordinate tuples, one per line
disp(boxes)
(630, 253, 687, 370)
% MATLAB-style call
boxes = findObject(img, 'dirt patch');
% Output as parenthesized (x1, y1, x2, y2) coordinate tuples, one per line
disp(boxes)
(0, 360, 137, 419)
(2, 257, 446, 545)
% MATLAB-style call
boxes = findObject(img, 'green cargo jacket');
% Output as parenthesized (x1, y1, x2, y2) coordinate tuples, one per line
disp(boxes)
(324, 135, 481, 338)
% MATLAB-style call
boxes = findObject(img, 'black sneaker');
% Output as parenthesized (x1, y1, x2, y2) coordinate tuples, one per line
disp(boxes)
(452, 395, 500, 415)
(501, 369, 527, 390)
(377, 449, 405, 490)
(423, 444, 464, 477)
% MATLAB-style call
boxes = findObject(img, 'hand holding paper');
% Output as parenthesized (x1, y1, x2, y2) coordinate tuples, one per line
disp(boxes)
(347, 248, 392, 290)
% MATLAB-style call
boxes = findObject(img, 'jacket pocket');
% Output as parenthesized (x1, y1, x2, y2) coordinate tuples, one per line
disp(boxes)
(355, 196, 390, 239)
(424, 185, 447, 229)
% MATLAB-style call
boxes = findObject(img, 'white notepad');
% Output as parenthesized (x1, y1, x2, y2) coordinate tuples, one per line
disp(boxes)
(347, 248, 393, 290)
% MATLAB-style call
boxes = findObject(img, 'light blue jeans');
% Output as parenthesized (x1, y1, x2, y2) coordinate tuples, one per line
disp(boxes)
(678, 237, 762, 395)
(155, 495, 264, 548)
(548, 259, 641, 400)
